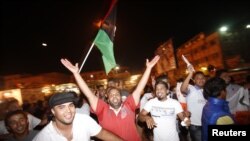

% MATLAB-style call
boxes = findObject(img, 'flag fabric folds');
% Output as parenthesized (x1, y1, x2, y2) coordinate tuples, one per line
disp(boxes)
(94, 0, 117, 74)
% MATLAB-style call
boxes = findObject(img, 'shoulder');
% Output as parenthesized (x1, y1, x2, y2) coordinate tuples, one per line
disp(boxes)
(33, 128, 50, 140)
(216, 116, 235, 125)
(143, 98, 157, 107)
(168, 98, 182, 106)
(148, 97, 158, 102)
(36, 121, 53, 135)
(227, 84, 242, 90)
(33, 122, 58, 140)
(168, 98, 179, 103)
(25, 130, 39, 140)
(74, 113, 97, 124)
(75, 113, 91, 120)
(141, 93, 152, 99)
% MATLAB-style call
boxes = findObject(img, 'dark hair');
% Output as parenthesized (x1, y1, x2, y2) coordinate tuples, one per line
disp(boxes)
(106, 86, 121, 96)
(177, 78, 184, 82)
(155, 74, 168, 83)
(193, 71, 205, 78)
(96, 84, 104, 89)
(144, 85, 153, 93)
(108, 78, 118, 83)
(215, 69, 228, 78)
(155, 81, 169, 90)
(203, 77, 226, 99)
(76, 93, 87, 108)
(6, 98, 19, 107)
(4, 110, 27, 128)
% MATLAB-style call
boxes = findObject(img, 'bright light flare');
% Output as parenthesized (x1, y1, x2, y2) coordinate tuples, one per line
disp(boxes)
(219, 26, 228, 32)
(42, 43, 47, 47)
(201, 67, 207, 71)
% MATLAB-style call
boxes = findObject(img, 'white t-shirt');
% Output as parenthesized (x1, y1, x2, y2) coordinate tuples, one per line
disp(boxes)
(226, 83, 241, 100)
(32, 113, 102, 141)
(176, 82, 187, 103)
(186, 85, 206, 126)
(140, 93, 154, 111)
(76, 103, 90, 115)
(143, 97, 183, 141)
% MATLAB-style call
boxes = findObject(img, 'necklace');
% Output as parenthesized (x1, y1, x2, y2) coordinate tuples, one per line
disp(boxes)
(53, 122, 73, 141)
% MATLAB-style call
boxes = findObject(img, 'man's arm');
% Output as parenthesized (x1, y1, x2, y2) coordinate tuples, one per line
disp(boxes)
(180, 65, 194, 94)
(61, 59, 99, 111)
(95, 128, 123, 141)
(138, 109, 157, 129)
(132, 55, 160, 105)
(216, 116, 235, 125)
(177, 112, 191, 126)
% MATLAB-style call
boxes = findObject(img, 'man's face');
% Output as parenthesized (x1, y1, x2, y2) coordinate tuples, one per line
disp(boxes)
(98, 86, 106, 97)
(7, 113, 28, 135)
(51, 102, 76, 125)
(107, 88, 122, 109)
(155, 83, 168, 101)
(194, 74, 206, 87)
(220, 72, 231, 84)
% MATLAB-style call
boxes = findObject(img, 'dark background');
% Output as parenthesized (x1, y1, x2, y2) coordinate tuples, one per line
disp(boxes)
(1, 0, 249, 75)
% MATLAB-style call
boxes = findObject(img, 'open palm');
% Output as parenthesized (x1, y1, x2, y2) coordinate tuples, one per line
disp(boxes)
(61, 58, 79, 74)
(146, 55, 160, 68)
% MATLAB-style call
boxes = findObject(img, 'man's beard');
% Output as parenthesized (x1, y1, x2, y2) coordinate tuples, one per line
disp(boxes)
(156, 93, 167, 101)
(109, 101, 122, 109)
(157, 96, 166, 101)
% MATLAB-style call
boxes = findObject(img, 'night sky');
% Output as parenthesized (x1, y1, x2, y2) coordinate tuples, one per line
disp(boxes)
(1, 0, 249, 75)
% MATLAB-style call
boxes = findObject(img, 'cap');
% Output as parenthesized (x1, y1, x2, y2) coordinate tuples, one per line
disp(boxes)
(49, 92, 77, 108)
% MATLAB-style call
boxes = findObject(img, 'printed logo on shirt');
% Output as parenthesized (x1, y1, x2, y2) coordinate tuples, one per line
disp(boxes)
(120, 106, 128, 119)
(151, 106, 175, 117)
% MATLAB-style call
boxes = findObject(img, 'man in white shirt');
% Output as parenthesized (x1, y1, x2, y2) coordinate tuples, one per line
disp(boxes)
(33, 92, 122, 141)
(216, 69, 250, 114)
(139, 81, 190, 141)
(180, 66, 207, 141)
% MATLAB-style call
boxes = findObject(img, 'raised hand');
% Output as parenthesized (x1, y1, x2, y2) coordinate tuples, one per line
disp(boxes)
(132, 55, 160, 105)
(60, 58, 79, 74)
(187, 65, 195, 74)
(146, 55, 160, 69)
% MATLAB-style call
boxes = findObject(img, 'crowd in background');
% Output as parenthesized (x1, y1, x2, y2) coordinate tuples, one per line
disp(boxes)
(0, 57, 249, 141)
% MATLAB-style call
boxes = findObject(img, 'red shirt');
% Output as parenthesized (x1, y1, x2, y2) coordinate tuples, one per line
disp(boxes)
(95, 95, 141, 141)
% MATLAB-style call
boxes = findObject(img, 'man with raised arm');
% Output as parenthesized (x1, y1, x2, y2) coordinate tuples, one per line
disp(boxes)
(180, 65, 207, 141)
(61, 55, 159, 141)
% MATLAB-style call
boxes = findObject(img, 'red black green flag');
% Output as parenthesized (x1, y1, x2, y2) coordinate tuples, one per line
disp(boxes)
(94, 0, 117, 74)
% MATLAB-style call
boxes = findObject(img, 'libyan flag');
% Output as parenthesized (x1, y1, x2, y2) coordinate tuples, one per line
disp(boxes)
(94, 0, 117, 74)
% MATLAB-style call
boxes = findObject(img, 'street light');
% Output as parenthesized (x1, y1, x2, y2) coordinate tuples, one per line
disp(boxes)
(114, 65, 120, 73)
(42, 43, 47, 47)
(219, 26, 228, 32)
(115, 66, 120, 70)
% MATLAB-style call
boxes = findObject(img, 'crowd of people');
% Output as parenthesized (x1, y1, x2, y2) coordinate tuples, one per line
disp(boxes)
(0, 55, 249, 141)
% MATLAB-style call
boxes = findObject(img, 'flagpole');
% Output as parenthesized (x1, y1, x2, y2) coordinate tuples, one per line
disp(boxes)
(78, 42, 95, 73)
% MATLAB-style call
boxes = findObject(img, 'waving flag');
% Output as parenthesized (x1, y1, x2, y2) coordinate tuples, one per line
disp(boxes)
(94, 0, 117, 74)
